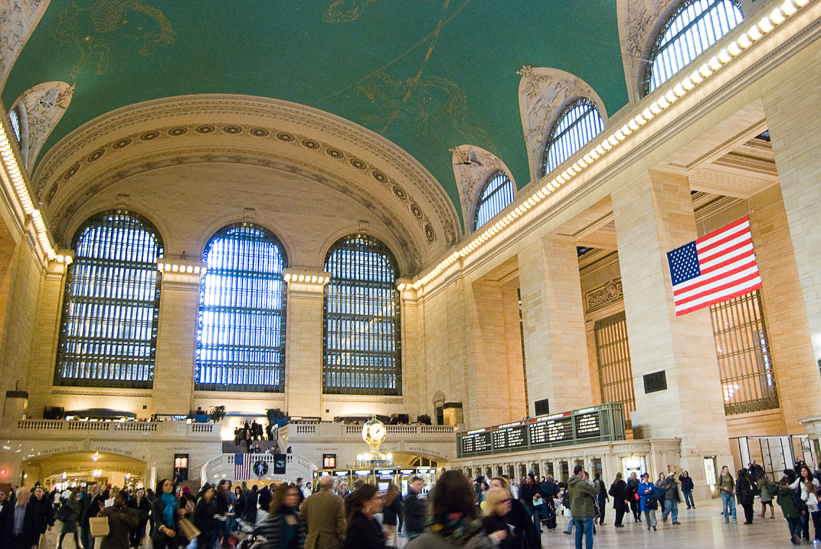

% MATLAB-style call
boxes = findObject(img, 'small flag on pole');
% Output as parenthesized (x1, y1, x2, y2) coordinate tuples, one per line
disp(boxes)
(667, 215, 761, 316)
(235, 454, 251, 480)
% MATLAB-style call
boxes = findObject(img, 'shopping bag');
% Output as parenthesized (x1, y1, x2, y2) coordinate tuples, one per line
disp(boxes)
(89, 516, 110, 537)
(179, 517, 201, 541)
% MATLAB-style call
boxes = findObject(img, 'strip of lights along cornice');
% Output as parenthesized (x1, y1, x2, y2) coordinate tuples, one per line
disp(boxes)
(0, 0, 812, 274)
(402, 0, 811, 292)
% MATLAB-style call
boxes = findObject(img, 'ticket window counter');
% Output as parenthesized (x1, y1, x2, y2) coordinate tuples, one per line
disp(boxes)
(375, 469, 397, 492)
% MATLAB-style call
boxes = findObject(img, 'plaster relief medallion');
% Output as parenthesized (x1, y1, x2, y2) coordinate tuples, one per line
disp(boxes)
(140, 130, 160, 141)
(326, 147, 344, 159)
(424, 223, 436, 242)
(112, 137, 132, 149)
(276, 132, 295, 142)
(392, 185, 407, 201)
(409, 202, 424, 219)
(223, 125, 243, 134)
(195, 124, 216, 134)
(64, 163, 80, 179)
(86, 149, 105, 162)
(250, 128, 270, 137)
(168, 127, 188, 136)
(46, 183, 59, 205)
(349, 157, 367, 170)
(371, 170, 389, 185)
(300, 139, 320, 149)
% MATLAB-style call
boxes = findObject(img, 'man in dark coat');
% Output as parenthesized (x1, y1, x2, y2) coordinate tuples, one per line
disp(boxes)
(32, 486, 55, 542)
(403, 477, 427, 539)
(7, 487, 39, 549)
(257, 484, 272, 514)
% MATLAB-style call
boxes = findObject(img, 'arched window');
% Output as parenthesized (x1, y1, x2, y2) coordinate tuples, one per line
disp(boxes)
(55, 211, 163, 388)
(323, 234, 401, 395)
(643, 0, 743, 96)
(8, 107, 20, 143)
(542, 98, 604, 177)
(7, 102, 28, 166)
(474, 171, 514, 231)
(195, 224, 287, 392)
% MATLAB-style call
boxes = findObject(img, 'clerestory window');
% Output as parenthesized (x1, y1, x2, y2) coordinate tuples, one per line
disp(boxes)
(542, 98, 604, 177)
(474, 171, 515, 231)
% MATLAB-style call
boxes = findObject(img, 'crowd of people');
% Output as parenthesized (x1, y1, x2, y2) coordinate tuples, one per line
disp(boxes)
(4, 458, 821, 549)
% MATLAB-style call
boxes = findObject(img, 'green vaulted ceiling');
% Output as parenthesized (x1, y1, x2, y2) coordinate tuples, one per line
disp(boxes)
(3, 0, 628, 224)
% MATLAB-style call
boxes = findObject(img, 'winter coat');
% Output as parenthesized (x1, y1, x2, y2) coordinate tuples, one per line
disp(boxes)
(608, 480, 627, 513)
(567, 477, 599, 518)
(403, 491, 427, 535)
(482, 514, 525, 549)
(678, 475, 695, 492)
(300, 487, 346, 549)
(638, 482, 657, 512)
(341, 512, 384, 549)
(255, 511, 307, 549)
(382, 494, 402, 526)
(57, 498, 81, 533)
(406, 530, 492, 549)
(777, 486, 801, 518)
(99, 505, 140, 549)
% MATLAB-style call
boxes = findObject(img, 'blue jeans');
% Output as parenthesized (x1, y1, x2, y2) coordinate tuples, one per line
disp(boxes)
(721, 492, 737, 521)
(573, 517, 594, 549)
(663, 498, 678, 522)
(787, 516, 802, 540)
(532, 504, 543, 533)
(683, 490, 695, 508)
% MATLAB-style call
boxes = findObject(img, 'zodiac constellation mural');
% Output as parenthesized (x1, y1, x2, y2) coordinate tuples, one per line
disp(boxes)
(323, 0, 380, 23)
(53, 0, 175, 77)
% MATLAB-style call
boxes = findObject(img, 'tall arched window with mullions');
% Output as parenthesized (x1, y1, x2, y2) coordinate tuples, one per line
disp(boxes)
(323, 234, 401, 395)
(642, 0, 743, 97)
(55, 211, 163, 388)
(541, 98, 605, 177)
(474, 171, 515, 231)
(195, 224, 288, 392)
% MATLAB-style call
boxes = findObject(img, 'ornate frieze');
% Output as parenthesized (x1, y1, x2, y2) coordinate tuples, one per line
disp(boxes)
(14, 81, 74, 168)
(449, 145, 514, 229)
(586, 277, 623, 313)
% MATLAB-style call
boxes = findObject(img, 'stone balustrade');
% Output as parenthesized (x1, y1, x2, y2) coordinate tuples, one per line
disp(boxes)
(2, 418, 221, 441)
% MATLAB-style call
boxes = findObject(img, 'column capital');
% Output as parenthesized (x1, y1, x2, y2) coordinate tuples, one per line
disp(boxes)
(157, 259, 208, 287)
(284, 267, 331, 295)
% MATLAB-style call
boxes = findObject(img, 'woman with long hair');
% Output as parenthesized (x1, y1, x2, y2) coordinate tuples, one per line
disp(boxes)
(406, 470, 492, 549)
(193, 484, 217, 549)
(151, 479, 182, 549)
(382, 483, 402, 547)
(790, 464, 820, 541)
(341, 484, 385, 549)
(254, 484, 305, 549)
(736, 469, 756, 525)
(489, 477, 539, 549)
(608, 472, 628, 527)
(481, 487, 521, 548)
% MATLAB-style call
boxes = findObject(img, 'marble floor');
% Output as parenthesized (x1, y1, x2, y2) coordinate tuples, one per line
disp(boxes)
(525, 499, 804, 549)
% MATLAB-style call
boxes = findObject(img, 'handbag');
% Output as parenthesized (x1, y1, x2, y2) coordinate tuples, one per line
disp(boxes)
(89, 516, 109, 537)
(179, 517, 201, 541)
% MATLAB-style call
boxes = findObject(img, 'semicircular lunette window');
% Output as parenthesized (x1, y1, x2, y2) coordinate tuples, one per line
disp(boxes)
(542, 98, 605, 178)
(323, 234, 401, 396)
(195, 224, 288, 392)
(55, 211, 163, 388)
(474, 171, 515, 231)
(643, 0, 743, 96)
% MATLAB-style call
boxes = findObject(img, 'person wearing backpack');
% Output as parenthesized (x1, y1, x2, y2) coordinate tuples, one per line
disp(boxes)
(778, 478, 804, 545)
(718, 466, 737, 523)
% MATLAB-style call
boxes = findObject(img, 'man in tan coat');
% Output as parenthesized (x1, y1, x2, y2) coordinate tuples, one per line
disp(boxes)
(301, 475, 346, 549)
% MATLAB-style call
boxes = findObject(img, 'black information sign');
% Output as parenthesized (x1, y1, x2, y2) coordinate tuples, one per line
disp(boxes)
(529, 414, 573, 446)
(575, 411, 601, 439)
(461, 431, 492, 455)
(492, 424, 527, 450)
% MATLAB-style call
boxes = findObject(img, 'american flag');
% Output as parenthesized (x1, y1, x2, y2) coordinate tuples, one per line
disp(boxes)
(667, 216, 761, 316)
(235, 454, 252, 480)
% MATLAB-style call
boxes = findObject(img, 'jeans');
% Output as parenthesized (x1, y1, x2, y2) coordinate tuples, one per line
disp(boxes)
(662, 499, 678, 522)
(527, 505, 543, 534)
(787, 516, 802, 541)
(683, 490, 695, 508)
(645, 509, 657, 529)
(564, 514, 574, 533)
(721, 492, 737, 521)
(573, 517, 594, 549)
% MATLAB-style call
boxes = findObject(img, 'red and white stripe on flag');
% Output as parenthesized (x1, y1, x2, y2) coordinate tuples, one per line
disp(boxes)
(234, 453, 252, 480)
(667, 216, 762, 316)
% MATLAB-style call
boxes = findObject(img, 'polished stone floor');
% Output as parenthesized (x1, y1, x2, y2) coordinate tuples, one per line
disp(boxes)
(531, 499, 803, 549)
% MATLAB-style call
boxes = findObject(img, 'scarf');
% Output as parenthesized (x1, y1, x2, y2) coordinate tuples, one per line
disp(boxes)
(426, 512, 483, 546)
(160, 493, 176, 528)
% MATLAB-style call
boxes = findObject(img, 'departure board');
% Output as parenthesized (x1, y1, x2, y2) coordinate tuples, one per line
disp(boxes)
(529, 413, 573, 446)
(492, 424, 528, 450)
(575, 410, 602, 439)
(461, 430, 492, 455)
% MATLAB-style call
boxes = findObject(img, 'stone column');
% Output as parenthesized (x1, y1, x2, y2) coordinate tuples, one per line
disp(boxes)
(153, 260, 206, 415)
(26, 257, 69, 417)
(518, 236, 592, 416)
(611, 170, 732, 499)
(763, 44, 821, 424)
(283, 268, 329, 418)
